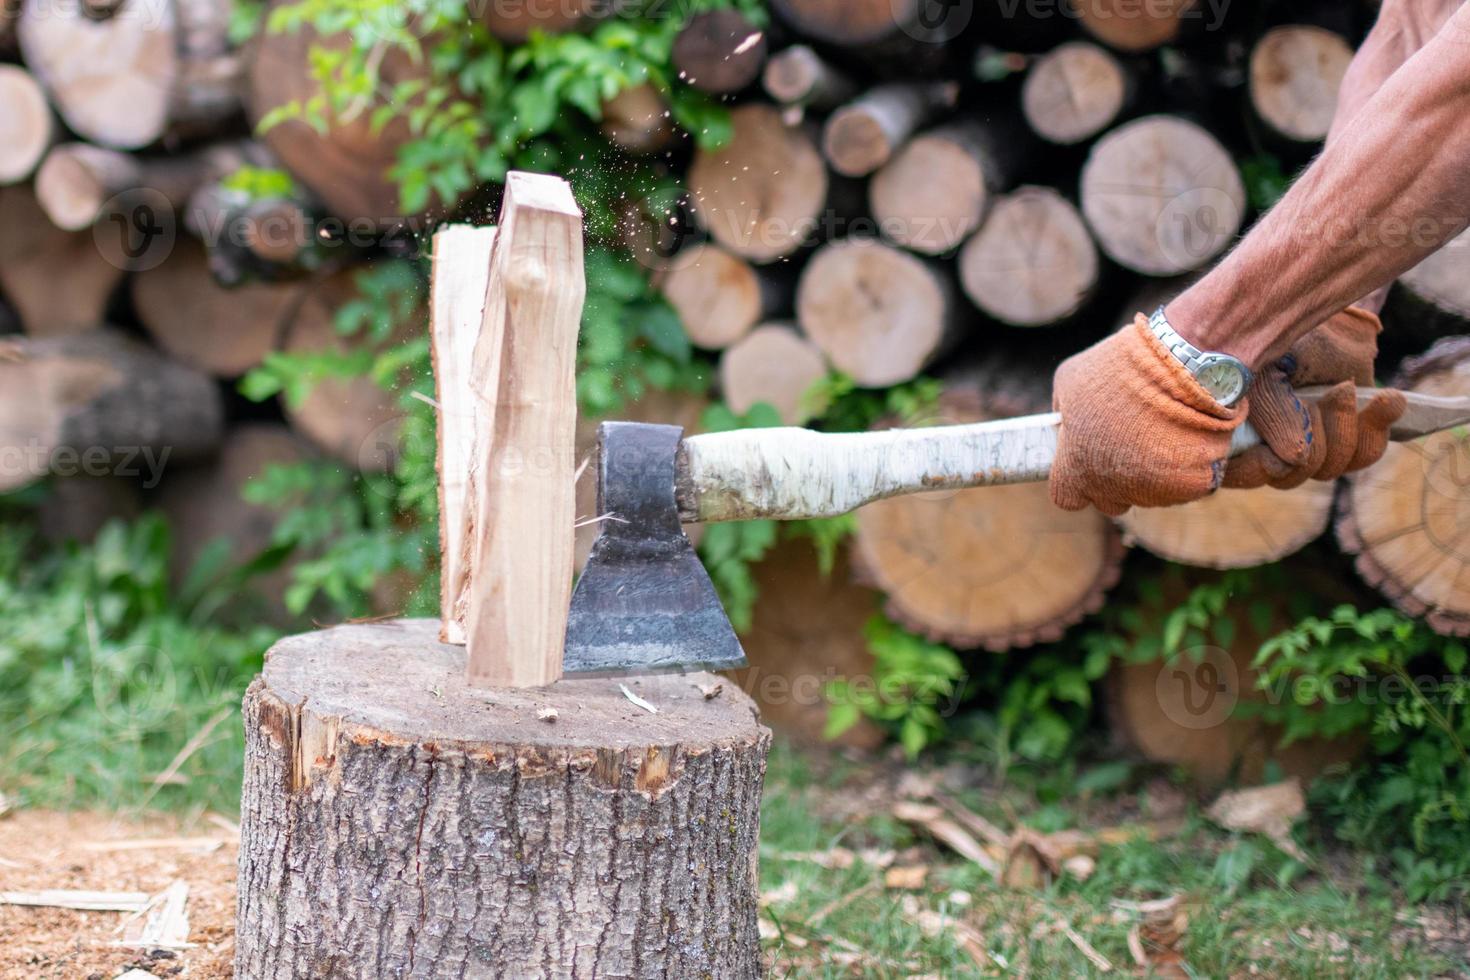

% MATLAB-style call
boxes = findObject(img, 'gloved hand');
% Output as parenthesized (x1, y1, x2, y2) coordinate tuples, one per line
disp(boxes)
(1050, 313, 1243, 517)
(1223, 307, 1406, 489)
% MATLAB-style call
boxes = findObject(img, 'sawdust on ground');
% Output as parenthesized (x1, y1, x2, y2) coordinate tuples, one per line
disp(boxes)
(0, 810, 236, 979)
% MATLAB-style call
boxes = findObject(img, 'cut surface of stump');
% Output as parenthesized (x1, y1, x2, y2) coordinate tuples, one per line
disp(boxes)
(1249, 25, 1353, 143)
(0, 65, 53, 183)
(1021, 41, 1128, 145)
(959, 186, 1098, 326)
(851, 392, 1122, 650)
(1338, 337, 1470, 635)
(1080, 115, 1245, 276)
(236, 619, 770, 980)
(688, 103, 828, 263)
(719, 322, 828, 424)
(797, 238, 961, 387)
(1118, 482, 1335, 569)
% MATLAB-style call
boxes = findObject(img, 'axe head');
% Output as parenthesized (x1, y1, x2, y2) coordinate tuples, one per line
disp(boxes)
(563, 421, 746, 676)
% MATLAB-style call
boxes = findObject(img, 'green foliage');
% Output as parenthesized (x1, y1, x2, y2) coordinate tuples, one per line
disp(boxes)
(218, 165, 299, 200)
(801, 373, 945, 433)
(0, 516, 276, 810)
(825, 615, 966, 758)
(1240, 154, 1291, 212)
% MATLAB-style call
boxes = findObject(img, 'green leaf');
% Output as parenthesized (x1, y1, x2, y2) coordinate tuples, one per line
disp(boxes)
(638, 304, 691, 363)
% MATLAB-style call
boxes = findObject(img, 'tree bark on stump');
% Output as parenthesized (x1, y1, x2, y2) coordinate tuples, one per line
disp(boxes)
(236, 619, 770, 979)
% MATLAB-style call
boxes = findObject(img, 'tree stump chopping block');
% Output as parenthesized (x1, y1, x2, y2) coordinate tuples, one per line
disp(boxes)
(236, 619, 771, 979)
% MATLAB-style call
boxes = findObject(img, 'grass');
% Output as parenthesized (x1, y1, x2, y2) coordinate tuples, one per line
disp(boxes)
(757, 743, 1467, 978)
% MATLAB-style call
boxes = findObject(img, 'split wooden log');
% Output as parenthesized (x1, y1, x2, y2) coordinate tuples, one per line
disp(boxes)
(456, 172, 585, 689)
(1338, 337, 1470, 635)
(822, 82, 959, 177)
(249, 20, 444, 223)
(155, 424, 313, 623)
(236, 620, 770, 978)
(850, 388, 1123, 650)
(718, 322, 828, 424)
(429, 224, 496, 646)
(672, 9, 767, 95)
(687, 103, 828, 263)
(35, 141, 253, 231)
(762, 45, 857, 110)
(0, 66, 55, 185)
(131, 237, 300, 377)
(796, 237, 963, 387)
(0, 329, 223, 493)
(734, 539, 885, 750)
(1105, 568, 1363, 786)
(958, 186, 1100, 327)
(870, 122, 1021, 256)
(1118, 482, 1335, 569)
(0, 184, 125, 337)
(279, 272, 407, 471)
(598, 83, 677, 155)
(1080, 115, 1245, 276)
(478, 0, 592, 43)
(1069, 0, 1200, 52)
(657, 242, 788, 350)
(18, 0, 240, 149)
(1021, 41, 1131, 145)
(1249, 25, 1354, 144)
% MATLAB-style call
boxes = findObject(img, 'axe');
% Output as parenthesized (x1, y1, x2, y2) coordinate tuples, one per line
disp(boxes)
(564, 387, 1470, 675)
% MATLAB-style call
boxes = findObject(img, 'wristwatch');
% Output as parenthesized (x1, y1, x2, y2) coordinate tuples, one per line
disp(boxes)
(1148, 307, 1253, 408)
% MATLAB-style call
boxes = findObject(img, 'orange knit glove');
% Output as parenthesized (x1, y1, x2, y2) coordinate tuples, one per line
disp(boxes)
(1223, 307, 1406, 489)
(1050, 314, 1243, 517)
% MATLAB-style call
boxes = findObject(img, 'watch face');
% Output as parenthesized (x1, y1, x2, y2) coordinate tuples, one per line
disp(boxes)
(1196, 357, 1248, 407)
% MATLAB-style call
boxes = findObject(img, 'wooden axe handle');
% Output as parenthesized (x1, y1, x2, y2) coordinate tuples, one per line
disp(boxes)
(675, 387, 1470, 523)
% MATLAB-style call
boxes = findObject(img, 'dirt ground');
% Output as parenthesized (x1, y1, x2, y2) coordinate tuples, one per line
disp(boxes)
(0, 811, 236, 979)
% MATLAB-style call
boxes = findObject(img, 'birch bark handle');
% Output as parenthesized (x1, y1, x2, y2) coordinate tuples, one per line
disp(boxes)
(675, 387, 1470, 524)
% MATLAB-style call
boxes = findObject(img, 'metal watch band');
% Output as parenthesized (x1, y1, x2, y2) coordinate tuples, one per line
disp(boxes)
(1148, 306, 1212, 374)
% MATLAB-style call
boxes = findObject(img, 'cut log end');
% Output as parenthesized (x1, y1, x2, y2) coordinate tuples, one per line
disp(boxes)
(719, 322, 828, 424)
(1119, 482, 1335, 569)
(1338, 337, 1470, 634)
(658, 243, 768, 350)
(0, 184, 125, 336)
(1081, 114, 1245, 276)
(1069, 0, 1197, 52)
(870, 126, 993, 255)
(762, 45, 856, 109)
(672, 9, 766, 95)
(797, 238, 960, 387)
(1249, 25, 1353, 143)
(1396, 225, 1470, 322)
(959, 186, 1098, 326)
(770, 0, 918, 46)
(1021, 41, 1127, 145)
(0, 65, 53, 184)
(236, 620, 770, 979)
(599, 83, 676, 154)
(823, 84, 956, 178)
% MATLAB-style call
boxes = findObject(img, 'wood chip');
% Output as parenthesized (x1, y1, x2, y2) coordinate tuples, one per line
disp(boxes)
(695, 680, 724, 700)
(0, 889, 152, 912)
(110, 880, 191, 950)
(1049, 918, 1112, 972)
(619, 684, 658, 714)
(537, 707, 559, 722)
(1206, 779, 1307, 861)
(910, 902, 990, 968)
(893, 801, 1001, 877)
(1122, 894, 1190, 978)
(932, 791, 1009, 848)
(1062, 854, 1096, 881)
(883, 865, 929, 890)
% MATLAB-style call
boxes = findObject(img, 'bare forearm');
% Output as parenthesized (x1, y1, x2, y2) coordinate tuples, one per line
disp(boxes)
(1171, 2, 1470, 368)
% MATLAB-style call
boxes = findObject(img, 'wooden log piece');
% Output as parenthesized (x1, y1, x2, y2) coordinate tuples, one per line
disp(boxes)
(0, 66, 54, 185)
(0, 0, 17, 55)
(850, 390, 1123, 650)
(132, 237, 300, 377)
(796, 237, 963, 387)
(718, 322, 828, 424)
(0, 329, 223, 493)
(1021, 41, 1130, 145)
(280, 272, 408, 472)
(1080, 115, 1245, 276)
(870, 122, 1018, 256)
(430, 224, 496, 645)
(458, 172, 584, 689)
(1249, 25, 1354, 144)
(598, 83, 677, 155)
(0, 184, 126, 337)
(1391, 224, 1470, 336)
(734, 539, 885, 750)
(761, 45, 857, 109)
(672, 9, 767, 95)
(657, 242, 784, 350)
(687, 103, 828, 263)
(185, 168, 333, 285)
(478, 0, 592, 43)
(35, 141, 251, 231)
(822, 82, 959, 177)
(236, 620, 770, 979)
(958, 186, 1100, 327)
(1118, 483, 1335, 569)
(18, 0, 239, 149)
(1338, 337, 1470, 635)
(770, 0, 954, 46)
(1069, 0, 1199, 52)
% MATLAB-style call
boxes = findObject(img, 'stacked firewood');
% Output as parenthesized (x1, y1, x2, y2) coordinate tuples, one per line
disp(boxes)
(4, 0, 1470, 767)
